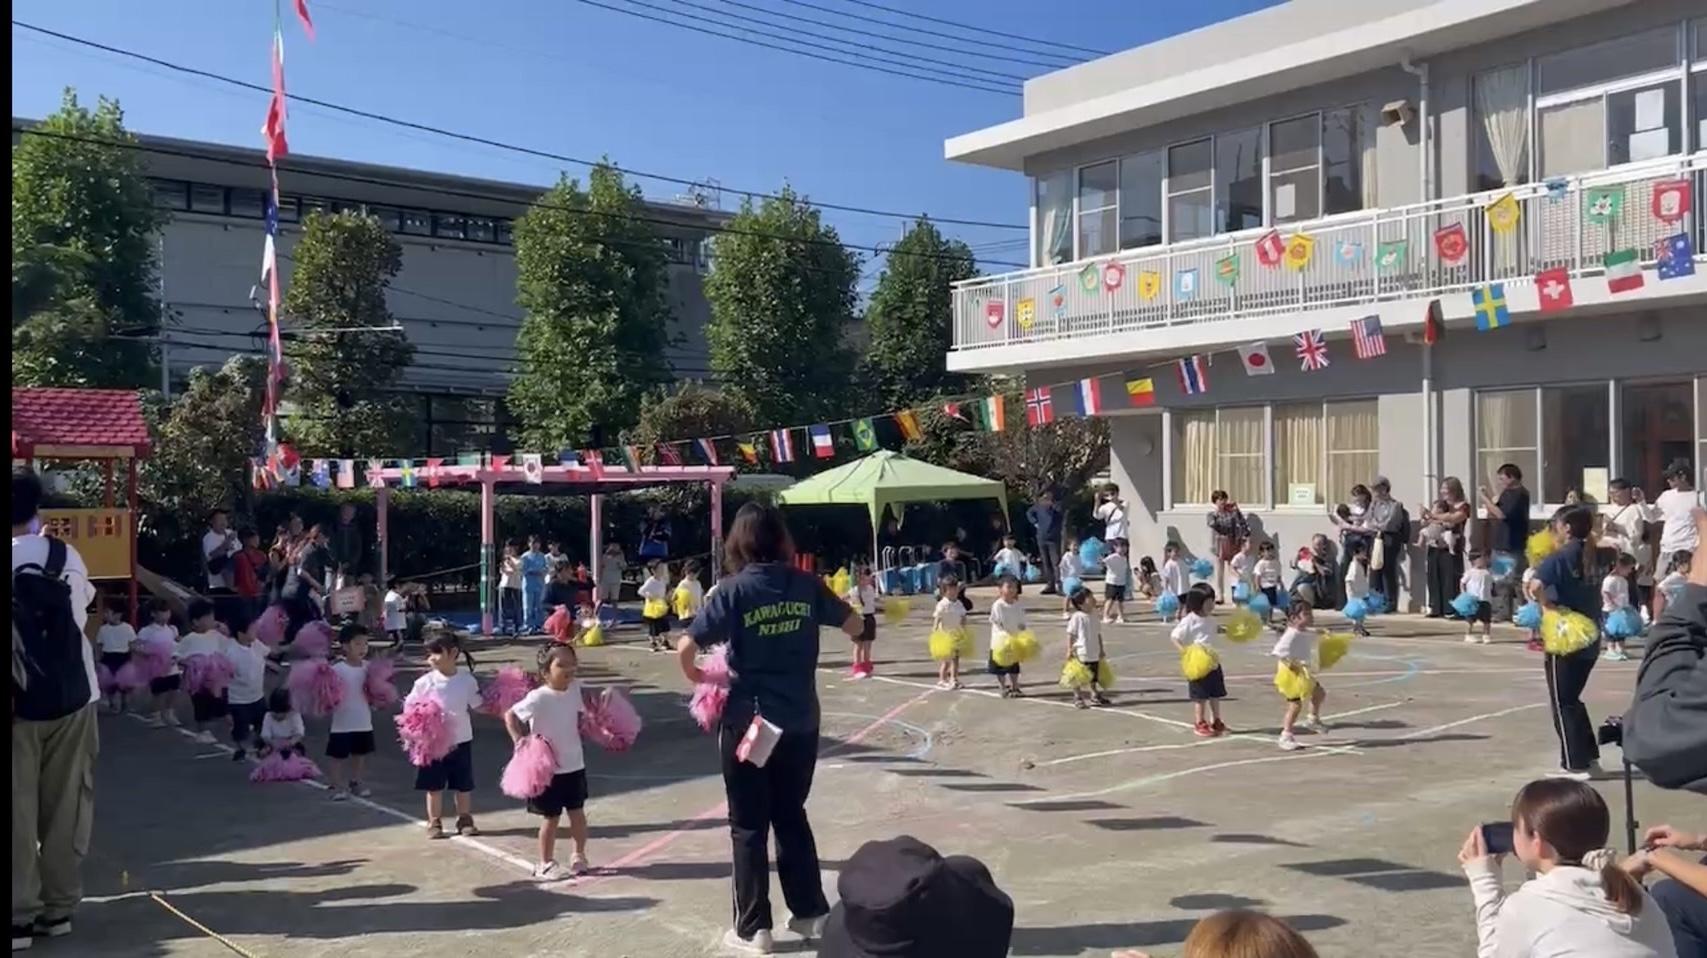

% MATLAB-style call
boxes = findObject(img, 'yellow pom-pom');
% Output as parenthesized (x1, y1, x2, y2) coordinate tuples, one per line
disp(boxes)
(955, 629, 976, 659)
(929, 628, 966, 661)
(881, 597, 910, 625)
(580, 624, 605, 648)
(1224, 609, 1263, 644)
(1274, 662, 1315, 700)
(1526, 529, 1560, 567)
(1180, 644, 1220, 681)
(642, 597, 669, 620)
(1009, 629, 1040, 664)
(830, 568, 852, 598)
(991, 632, 1018, 668)
(1096, 659, 1116, 690)
(1317, 632, 1353, 671)
(672, 585, 694, 619)
(1540, 608, 1597, 656)
(1059, 658, 1093, 690)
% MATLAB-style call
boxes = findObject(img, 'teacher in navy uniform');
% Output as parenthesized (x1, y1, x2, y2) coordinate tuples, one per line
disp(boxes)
(678, 502, 861, 955)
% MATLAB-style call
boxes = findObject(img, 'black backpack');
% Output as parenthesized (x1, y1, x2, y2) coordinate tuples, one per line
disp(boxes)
(12, 537, 93, 721)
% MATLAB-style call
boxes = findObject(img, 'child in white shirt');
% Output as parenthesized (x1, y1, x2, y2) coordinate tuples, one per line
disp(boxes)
(1600, 553, 1637, 662)
(1253, 541, 1283, 625)
(991, 535, 1026, 583)
(638, 561, 671, 652)
(846, 566, 879, 680)
(1652, 550, 1690, 623)
(223, 612, 271, 759)
(506, 644, 592, 880)
(1343, 542, 1373, 637)
(259, 688, 305, 758)
(1170, 584, 1226, 736)
(137, 601, 182, 728)
(1460, 551, 1496, 644)
(988, 575, 1026, 698)
(1101, 541, 1133, 625)
(1159, 544, 1188, 624)
(598, 544, 625, 609)
(95, 601, 137, 714)
(177, 599, 230, 744)
(1230, 540, 1257, 606)
(1065, 586, 1108, 708)
(327, 625, 378, 800)
(408, 632, 484, 837)
(1057, 540, 1083, 619)
(673, 559, 707, 627)
(1271, 603, 1326, 750)
(1521, 565, 1544, 650)
(383, 579, 408, 644)
(932, 576, 969, 690)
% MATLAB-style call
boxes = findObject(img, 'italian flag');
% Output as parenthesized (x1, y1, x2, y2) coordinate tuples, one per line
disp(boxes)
(979, 395, 1006, 432)
(1604, 248, 1644, 294)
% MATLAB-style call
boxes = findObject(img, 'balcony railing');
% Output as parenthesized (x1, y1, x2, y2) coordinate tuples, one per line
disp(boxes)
(952, 152, 1707, 353)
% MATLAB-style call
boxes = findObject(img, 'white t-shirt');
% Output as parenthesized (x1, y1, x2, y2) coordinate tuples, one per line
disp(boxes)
(1094, 500, 1129, 542)
(408, 668, 482, 744)
(1058, 552, 1082, 580)
(203, 528, 237, 590)
(1160, 558, 1188, 596)
(97, 622, 137, 654)
(638, 575, 667, 601)
(1067, 609, 1102, 660)
(1102, 553, 1132, 588)
(989, 597, 1026, 648)
(176, 631, 226, 662)
(510, 683, 587, 774)
(137, 622, 179, 673)
(933, 597, 967, 630)
(1601, 573, 1631, 612)
(11, 532, 100, 707)
(847, 584, 878, 615)
(992, 547, 1025, 573)
(329, 660, 374, 733)
(675, 578, 705, 615)
(1272, 626, 1316, 665)
(1461, 567, 1495, 601)
(383, 590, 406, 632)
(223, 639, 270, 705)
(261, 711, 305, 746)
(499, 556, 520, 590)
(1657, 571, 1687, 605)
(1171, 612, 1214, 648)
(1655, 488, 1703, 555)
(1230, 552, 1253, 586)
(1254, 558, 1281, 589)
(1344, 561, 1370, 599)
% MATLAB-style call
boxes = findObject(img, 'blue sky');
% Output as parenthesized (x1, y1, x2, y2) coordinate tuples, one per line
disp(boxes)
(12, 0, 1278, 276)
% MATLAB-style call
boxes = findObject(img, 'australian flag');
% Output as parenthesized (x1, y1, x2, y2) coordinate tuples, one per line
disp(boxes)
(1657, 233, 1696, 281)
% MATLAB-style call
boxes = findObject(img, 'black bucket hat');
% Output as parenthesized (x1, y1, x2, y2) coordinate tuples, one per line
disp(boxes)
(819, 835, 1013, 958)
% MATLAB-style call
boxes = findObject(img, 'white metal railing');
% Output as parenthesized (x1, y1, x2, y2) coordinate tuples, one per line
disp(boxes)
(952, 152, 1707, 352)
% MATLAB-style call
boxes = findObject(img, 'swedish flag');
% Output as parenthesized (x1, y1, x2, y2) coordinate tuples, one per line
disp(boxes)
(1471, 283, 1510, 331)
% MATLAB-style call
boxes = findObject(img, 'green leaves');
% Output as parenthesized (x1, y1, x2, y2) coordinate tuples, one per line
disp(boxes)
(860, 218, 976, 409)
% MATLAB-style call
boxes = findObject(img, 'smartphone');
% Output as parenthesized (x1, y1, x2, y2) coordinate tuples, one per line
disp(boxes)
(1481, 822, 1515, 856)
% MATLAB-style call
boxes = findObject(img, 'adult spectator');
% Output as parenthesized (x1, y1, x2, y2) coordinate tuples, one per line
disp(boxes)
(1655, 461, 1704, 579)
(1481, 464, 1533, 621)
(202, 508, 239, 594)
(1115, 909, 1320, 958)
(1026, 490, 1064, 595)
(676, 502, 860, 955)
(280, 525, 330, 645)
(1331, 484, 1374, 608)
(328, 503, 365, 592)
(1422, 478, 1471, 618)
(11, 469, 100, 952)
(1363, 477, 1408, 612)
(819, 836, 1013, 958)
(1206, 490, 1249, 599)
(1622, 507, 1706, 793)
(1094, 483, 1130, 548)
(1601, 479, 1655, 615)
(639, 507, 672, 562)
(1460, 778, 1675, 957)
(1624, 824, 1707, 957)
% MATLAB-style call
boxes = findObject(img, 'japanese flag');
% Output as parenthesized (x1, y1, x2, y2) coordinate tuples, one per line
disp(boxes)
(1237, 342, 1275, 376)
(520, 453, 544, 484)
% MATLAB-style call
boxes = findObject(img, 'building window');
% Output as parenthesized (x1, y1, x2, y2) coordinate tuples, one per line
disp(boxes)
(432, 213, 467, 240)
(1118, 151, 1163, 250)
(1076, 161, 1119, 258)
(190, 184, 225, 215)
(300, 197, 330, 219)
(401, 209, 432, 235)
(151, 179, 189, 211)
(1541, 385, 1610, 504)
(495, 220, 514, 245)
(276, 195, 300, 222)
(467, 216, 495, 243)
(1536, 27, 1677, 97)
(1273, 402, 1323, 505)
(1473, 64, 1531, 191)
(1325, 400, 1380, 506)
(1476, 389, 1539, 497)
(368, 205, 403, 231)
(1622, 381, 1697, 494)
(1167, 139, 1213, 242)
(228, 188, 266, 218)
(1322, 107, 1367, 215)
(1607, 82, 1681, 165)
(1271, 400, 1379, 506)
(1697, 378, 1706, 479)
(1268, 114, 1320, 224)
(1695, 71, 1707, 151)
(1172, 407, 1263, 506)
(1216, 126, 1263, 233)
(1035, 170, 1072, 266)
(1535, 26, 1685, 176)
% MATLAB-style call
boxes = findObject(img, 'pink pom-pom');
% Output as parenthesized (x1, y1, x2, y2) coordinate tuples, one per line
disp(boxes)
(699, 643, 731, 684)
(499, 735, 559, 799)
(249, 752, 322, 782)
(480, 665, 536, 716)
(181, 653, 236, 697)
(96, 663, 117, 695)
(291, 620, 334, 659)
(256, 605, 288, 648)
(580, 686, 642, 752)
(395, 695, 456, 767)
(286, 659, 344, 717)
(689, 683, 728, 732)
(114, 659, 150, 692)
(543, 606, 576, 645)
(363, 657, 400, 709)
(134, 634, 176, 680)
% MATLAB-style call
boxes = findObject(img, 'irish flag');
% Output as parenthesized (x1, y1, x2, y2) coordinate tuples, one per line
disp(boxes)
(979, 395, 1006, 432)
(1604, 248, 1644, 294)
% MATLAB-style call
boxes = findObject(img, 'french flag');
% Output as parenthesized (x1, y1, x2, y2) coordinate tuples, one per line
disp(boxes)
(809, 425, 834, 459)
(1176, 355, 1209, 396)
(1075, 377, 1103, 416)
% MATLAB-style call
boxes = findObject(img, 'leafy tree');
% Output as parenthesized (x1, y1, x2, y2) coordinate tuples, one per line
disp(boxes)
(704, 188, 860, 424)
(508, 166, 674, 451)
(860, 218, 976, 408)
(281, 210, 415, 455)
(12, 90, 165, 387)
(142, 355, 269, 541)
(630, 382, 755, 450)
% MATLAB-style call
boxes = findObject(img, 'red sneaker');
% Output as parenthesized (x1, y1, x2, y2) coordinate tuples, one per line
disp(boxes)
(1212, 720, 1228, 736)
(1526, 638, 1544, 653)
(1193, 721, 1215, 738)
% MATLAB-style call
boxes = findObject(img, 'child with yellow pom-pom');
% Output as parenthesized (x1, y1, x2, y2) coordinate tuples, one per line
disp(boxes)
(929, 575, 971, 690)
(1270, 603, 1327, 751)
(638, 560, 672, 652)
(1063, 586, 1109, 708)
(1170, 583, 1227, 736)
(845, 565, 879, 680)
(1530, 506, 1606, 778)
(673, 559, 705, 623)
(987, 574, 1029, 698)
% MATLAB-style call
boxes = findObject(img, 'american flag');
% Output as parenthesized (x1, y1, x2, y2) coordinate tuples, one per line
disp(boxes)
(1293, 329, 1330, 371)
(1025, 387, 1054, 426)
(1350, 315, 1386, 359)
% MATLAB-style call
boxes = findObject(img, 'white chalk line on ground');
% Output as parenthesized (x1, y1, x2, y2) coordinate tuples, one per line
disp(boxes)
(1013, 749, 1349, 804)
(1398, 703, 1547, 740)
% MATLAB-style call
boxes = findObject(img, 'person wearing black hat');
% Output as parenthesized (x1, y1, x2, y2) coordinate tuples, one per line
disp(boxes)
(820, 835, 1014, 958)
(677, 502, 861, 954)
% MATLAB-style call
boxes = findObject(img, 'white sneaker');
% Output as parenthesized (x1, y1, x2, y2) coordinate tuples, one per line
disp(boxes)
(1545, 767, 1592, 782)
(721, 928, 774, 955)
(533, 861, 567, 882)
(1464, 634, 1479, 643)
(195, 731, 216, 744)
(1305, 717, 1328, 734)
(350, 782, 372, 798)
(329, 789, 351, 801)
(143, 714, 164, 728)
(1278, 733, 1302, 751)
(568, 854, 591, 876)
(163, 712, 182, 727)
(1479, 635, 1492, 645)
(786, 914, 827, 940)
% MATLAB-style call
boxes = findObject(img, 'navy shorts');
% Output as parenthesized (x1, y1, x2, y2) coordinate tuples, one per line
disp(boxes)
(1105, 584, 1127, 602)
(1188, 666, 1228, 701)
(858, 614, 877, 643)
(150, 673, 182, 696)
(986, 656, 1019, 677)
(100, 651, 130, 675)
(415, 740, 475, 793)
(326, 730, 377, 759)
(646, 615, 672, 637)
(191, 691, 229, 723)
(527, 769, 588, 817)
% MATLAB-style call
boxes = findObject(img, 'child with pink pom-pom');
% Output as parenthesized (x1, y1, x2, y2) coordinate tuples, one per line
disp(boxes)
(406, 632, 483, 839)
(136, 600, 182, 727)
(504, 645, 592, 881)
(223, 609, 272, 761)
(94, 600, 137, 714)
(258, 688, 305, 758)
(176, 599, 230, 744)
(326, 624, 379, 800)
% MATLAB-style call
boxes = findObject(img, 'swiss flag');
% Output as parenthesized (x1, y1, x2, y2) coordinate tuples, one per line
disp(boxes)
(1535, 267, 1574, 312)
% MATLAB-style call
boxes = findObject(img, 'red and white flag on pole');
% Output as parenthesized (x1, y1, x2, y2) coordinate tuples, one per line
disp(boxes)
(294, 0, 316, 40)
(1237, 342, 1275, 376)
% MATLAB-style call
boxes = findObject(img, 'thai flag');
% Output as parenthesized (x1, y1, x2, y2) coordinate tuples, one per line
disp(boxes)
(809, 425, 834, 459)
(770, 429, 795, 463)
(1176, 356, 1209, 396)
(1075, 377, 1103, 416)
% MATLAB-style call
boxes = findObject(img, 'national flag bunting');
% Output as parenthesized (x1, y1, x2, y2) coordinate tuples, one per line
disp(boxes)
(694, 438, 719, 465)
(978, 396, 1006, 432)
(942, 401, 966, 421)
(424, 457, 444, 488)
(1293, 330, 1329, 372)
(1124, 375, 1155, 407)
(620, 445, 643, 471)
(852, 418, 878, 451)
(1471, 283, 1510, 331)
(309, 459, 330, 489)
(1350, 315, 1387, 359)
(1656, 233, 1695, 281)
(1423, 300, 1444, 345)
(557, 449, 580, 467)
(1237, 342, 1274, 376)
(520, 453, 544, 484)
(736, 441, 759, 465)
(336, 458, 355, 489)
(366, 458, 386, 488)
(294, 0, 316, 39)
(489, 455, 511, 471)
(657, 443, 683, 467)
(1025, 387, 1054, 426)
(894, 410, 923, 442)
(809, 425, 834, 458)
(399, 461, 417, 488)
(1074, 378, 1103, 416)
(1604, 248, 1644, 293)
(1176, 356, 1209, 396)
(770, 429, 795, 463)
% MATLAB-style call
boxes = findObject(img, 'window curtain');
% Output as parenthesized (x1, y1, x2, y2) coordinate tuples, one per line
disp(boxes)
(1036, 171, 1073, 266)
(1359, 105, 1378, 209)
(1325, 401, 1380, 504)
(1217, 408, 1266, 505)
(1475, 65, 1530, 188)
(1273, 404, 1324, 504)
(1476, 390, 1538, 487)
(1173, 411, 1215, 505)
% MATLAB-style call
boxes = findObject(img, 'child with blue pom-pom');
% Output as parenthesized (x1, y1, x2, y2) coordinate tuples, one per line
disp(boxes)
(1057, 537, 1083, 621)
(1459, 551, 1495, 644)
(990, 535, 1026, 596)
(1342, 541, 1373, 637)
(1599, 552, 1638, 661)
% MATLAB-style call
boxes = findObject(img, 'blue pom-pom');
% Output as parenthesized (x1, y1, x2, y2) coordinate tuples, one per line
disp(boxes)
(1023, 564, 1043, 583)
(1604, 607, 1642, 639)
(1157, 592, 1180, 615)
(1062, 576, 1084, 596)
(1451, 592, 1482, 618)
(1490, 554, 1517, 579)
(994, 562, 1017, 580)
(1190, 558, 1214, 579)
(1343, 598, 1368, 622)
(1248, 593, 1272, 618)
(1365, 593, 1387, 615)
(1515, 601, 1542, 629)
(1079, 538, 1107, 562)
(1230, 580, 1251, 602)
(1273, 590, 1291, 610)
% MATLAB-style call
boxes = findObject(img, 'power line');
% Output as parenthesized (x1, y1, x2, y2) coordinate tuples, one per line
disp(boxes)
(564, 0, 1018, 95)
(830, 0, 1111, 58)
(18, 128, 1020, 269)
(771, 0, 1083, 64)
(12, 20, 1028, 232)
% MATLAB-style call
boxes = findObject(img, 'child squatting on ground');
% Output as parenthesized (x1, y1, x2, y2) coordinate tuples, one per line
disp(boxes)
(1271, 603, 1327, 751)
(505, 644, 592, 881)
(408, 632, 483, 838)
(1172, 584, 1228, 737)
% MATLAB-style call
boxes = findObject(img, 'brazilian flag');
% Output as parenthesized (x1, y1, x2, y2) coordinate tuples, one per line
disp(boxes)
(852, 418, 878, 452)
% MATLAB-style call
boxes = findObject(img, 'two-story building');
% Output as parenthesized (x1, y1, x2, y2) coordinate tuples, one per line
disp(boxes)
(945, 0, 1707, 608)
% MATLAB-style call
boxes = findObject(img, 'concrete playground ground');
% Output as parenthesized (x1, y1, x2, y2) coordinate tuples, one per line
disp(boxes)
(65, 592, 1699, 958)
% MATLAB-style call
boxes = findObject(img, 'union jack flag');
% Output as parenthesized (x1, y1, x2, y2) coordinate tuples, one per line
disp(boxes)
(1025, 387, 1054, 426)
(1293, 329, 1330, 372)
(1350, 315, 1387, 360)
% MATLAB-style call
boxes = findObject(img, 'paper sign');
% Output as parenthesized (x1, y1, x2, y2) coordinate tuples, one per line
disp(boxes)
(1275, 183, 1296, 220)
(1137, 271, 1161, 300)
(1634, 89, 1665, 131)
(1627, 128, 1669, 163)
(1288, 483, 1319, 506)
(328, 586, 367, 617)
(1581, 468, 1609, 506)
(984, 300, 1004, 329)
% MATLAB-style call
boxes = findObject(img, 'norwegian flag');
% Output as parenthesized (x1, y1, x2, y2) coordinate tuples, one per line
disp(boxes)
(1025, 387, 1054, 426)
(1293, 329, 1330, 372)
(1350, 315, 1387, 359)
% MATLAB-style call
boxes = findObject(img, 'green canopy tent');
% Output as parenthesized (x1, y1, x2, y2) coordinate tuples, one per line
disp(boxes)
(774, 450, 1009, 566)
